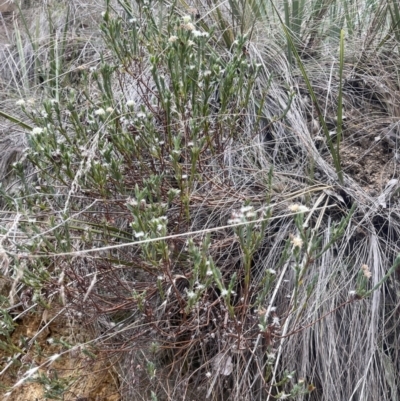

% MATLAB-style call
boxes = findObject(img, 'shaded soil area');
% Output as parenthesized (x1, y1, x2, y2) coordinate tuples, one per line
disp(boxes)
(0, 292, 120, 401)
(340, 138, 397, 195)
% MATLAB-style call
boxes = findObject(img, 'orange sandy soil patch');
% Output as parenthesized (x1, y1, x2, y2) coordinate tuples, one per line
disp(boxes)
(0, 303, 120, 401)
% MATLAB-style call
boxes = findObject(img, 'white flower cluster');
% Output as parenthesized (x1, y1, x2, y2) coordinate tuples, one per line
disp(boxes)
(31, 127, 44, 135)
(288, 203, 309, 213)
(361, 264, 372, 279)
(179, 15, 209, 38)
(290, 235, 303, 248)
(150, 216, 168, 232)
(126, 197, 138, 206)
(94, 108, 105, 116)
(180, 15, 196, 32)
(192, 30, 209, 38)
(228, 205, 256, 224)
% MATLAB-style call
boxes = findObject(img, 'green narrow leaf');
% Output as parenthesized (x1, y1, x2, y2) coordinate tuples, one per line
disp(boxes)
(14, 20, 29, 93)
(0, 110, 32, 131)
(336, 29, 345, 159)
(271, 0, 343, 184)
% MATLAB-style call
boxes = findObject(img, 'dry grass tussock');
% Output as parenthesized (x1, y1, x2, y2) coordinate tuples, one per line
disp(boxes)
(0, 1, 400, 400)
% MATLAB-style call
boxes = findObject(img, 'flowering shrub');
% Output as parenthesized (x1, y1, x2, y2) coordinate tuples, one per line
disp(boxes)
(2, 1, 393, 401)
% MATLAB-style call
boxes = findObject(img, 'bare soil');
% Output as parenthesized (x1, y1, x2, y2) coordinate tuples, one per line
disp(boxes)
(0, 296, 120, 400)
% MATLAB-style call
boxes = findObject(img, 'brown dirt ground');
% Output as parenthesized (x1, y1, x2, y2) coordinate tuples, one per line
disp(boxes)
(0, 292, 121, 401)
(340, 138, 397, 195)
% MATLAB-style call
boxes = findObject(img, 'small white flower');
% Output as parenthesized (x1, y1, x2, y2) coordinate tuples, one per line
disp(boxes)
(16, 99, 25, 106)
(288, 204, 300, 212)
(182, 15, 191, 23)
(348, 290, 357, 297)
(187, 40, 195, 46)
(94, 108, 105, 116)
(168, 35, 178, 43)
(126, 100, 135, 107)
(137, 112, 146, 118)
(106, 107, 114, 113)
(240, 205, 253, 213)
(206, 269, 213, 276)
(361, 264, 372, 279)
(187, 290, 196, 299)
(364, 271, 372, 279)
(126, 197, 138, 206)
(183, 22, 195, 31)
(192, 30, 202, 37)
(291, 236, 303, 248)
(31, 127, 43, 135)
(202, 32, 209, 38)
(288, 204, 309, 213)
(221, 289, 229, 296)
(182, 174, 188, 179)
(205, 371, 212, 378)
(203, 70, 212, 77)
(134, 232, 145, 238)
(268, 269, 276, 275)
(156, 224, 163, 232)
